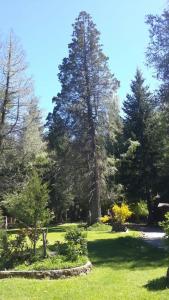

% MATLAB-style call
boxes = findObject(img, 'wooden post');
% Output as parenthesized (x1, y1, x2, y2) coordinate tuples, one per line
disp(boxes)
(42, 229, 47, 258)
(5, 216, 8, 230)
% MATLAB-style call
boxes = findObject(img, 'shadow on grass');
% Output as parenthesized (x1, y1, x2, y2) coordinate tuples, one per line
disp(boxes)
(144, 276, 169, 291)
(88, 236, 169, 270)
(48, 224, 85, 233)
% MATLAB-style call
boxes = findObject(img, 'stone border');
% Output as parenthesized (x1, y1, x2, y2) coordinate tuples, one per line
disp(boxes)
(0, 261, 92, 280)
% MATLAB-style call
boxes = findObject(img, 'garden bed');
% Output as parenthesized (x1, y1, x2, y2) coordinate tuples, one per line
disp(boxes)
(0, 260, 92, 279)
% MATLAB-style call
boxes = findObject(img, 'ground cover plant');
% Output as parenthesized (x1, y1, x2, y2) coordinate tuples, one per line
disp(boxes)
(0, 224, 169, 300)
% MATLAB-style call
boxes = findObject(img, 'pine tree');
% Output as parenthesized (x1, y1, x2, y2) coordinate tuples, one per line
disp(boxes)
(3, 170, 50, 255)
(47, 11, 119, 224)
(121, 69, 159, 223)
(146, 8, 169, 104)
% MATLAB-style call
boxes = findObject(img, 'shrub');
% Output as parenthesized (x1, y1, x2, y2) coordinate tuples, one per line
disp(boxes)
(160, 212, 169, 239)
(0, 230, 29, 269)
(131, 201, 148, 222)
(112, 203, 132, 224)
(64, 227, 88, 261)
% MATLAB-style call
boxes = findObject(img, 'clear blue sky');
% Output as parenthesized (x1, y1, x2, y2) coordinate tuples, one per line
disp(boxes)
(0, 0, 166, 118)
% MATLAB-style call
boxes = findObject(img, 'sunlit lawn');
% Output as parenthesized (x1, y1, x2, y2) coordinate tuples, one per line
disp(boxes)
(1, 224, 169, 300)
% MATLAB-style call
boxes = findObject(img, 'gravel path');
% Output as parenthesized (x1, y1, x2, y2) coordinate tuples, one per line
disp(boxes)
(140, 226, 166, 249)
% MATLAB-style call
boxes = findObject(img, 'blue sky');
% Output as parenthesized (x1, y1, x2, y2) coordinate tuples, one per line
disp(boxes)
(0, 0, 166, 118)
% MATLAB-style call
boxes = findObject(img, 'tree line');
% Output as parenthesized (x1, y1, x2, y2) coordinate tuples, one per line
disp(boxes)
(1, 8, 169, 226)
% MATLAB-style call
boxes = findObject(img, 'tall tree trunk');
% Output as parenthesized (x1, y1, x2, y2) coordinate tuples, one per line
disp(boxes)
(83, 34, 101, 225)
(146, 188, 154, 225)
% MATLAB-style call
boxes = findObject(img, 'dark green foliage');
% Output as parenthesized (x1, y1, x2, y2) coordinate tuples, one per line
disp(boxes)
(120, 69, 160, 222)
(160, 212, 169, 240)
(146, 7, 169, 203)
(46, 11, 119, 224)
(146, 9, 169, 87)
(3, 170, 51, 255)
(0, 230, 29, 270)
(123, 69, 153, 140)
(4, 170, 50, 228)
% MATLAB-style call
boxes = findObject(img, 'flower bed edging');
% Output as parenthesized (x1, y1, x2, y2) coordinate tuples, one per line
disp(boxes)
(0, 261, 92, 280)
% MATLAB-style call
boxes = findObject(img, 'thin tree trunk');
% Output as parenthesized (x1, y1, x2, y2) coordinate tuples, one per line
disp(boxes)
(0, 36, 12, 149)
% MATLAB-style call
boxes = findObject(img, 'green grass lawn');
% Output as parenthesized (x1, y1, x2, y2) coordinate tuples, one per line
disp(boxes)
(1, 224, 169, 300)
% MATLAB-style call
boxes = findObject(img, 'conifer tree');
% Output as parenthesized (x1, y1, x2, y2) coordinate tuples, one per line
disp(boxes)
(121, 69, 159, 223)
(47, 11, 119, 224)
(146, 6, 169, 202)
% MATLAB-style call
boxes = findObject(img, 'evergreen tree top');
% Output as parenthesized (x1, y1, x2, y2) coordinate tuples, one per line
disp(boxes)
(123, 69, 153, 140)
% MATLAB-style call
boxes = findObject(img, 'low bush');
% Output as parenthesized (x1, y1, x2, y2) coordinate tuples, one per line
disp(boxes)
(0, 229, 29, 269)
(64, 227, 88, 261)
(160, 212, 169, 239)
(112, 203, 132, 224)
(131, 201, 148, 222)
(99, 203, 132, 232)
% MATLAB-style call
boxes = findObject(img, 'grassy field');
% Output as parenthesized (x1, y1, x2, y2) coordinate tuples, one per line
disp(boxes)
(0, 224, 169, 300)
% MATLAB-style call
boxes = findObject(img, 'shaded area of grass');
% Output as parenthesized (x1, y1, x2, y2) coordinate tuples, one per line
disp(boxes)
(145, 276, 169, 291)
(88, 234, 169, 270)
(47, 223, 85, 233)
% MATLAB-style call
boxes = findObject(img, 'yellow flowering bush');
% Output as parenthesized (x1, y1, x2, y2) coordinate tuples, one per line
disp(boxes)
(112, 203, 132, 224)
(100, 215, 111, 223)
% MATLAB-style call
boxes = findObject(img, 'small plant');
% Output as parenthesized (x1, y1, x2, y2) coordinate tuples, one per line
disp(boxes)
(160, 212, 169, 240)
(64, 227, 87, 261)
(131, 201, 148, 222)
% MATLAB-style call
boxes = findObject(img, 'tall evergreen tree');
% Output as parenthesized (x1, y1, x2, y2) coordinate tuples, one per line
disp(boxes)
(146, 8, 169, 104)
(121, 69, 159, 223)
(47, 11, 119, 224)
(146, 6, 169, 202)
